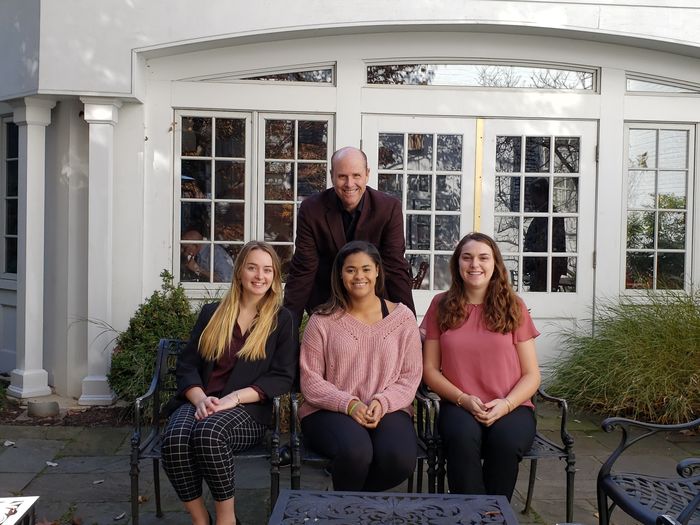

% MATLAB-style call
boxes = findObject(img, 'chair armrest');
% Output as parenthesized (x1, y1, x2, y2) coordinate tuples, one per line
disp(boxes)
(677, 457, 700, 478)
(599, 417, 700, 479)
(415, 386, 435, 443)
(536, 387, 574, 450)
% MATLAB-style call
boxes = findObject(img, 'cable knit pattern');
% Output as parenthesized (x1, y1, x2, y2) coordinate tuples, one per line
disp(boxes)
(299, 303, 422, 420)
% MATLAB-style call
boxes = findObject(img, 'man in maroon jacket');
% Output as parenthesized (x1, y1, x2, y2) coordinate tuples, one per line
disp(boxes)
(283, 146, 415, 328)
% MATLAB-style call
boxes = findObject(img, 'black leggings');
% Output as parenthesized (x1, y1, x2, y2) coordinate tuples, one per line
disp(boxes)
(301, 410, 417, 491)
(438, 403, 536, 500)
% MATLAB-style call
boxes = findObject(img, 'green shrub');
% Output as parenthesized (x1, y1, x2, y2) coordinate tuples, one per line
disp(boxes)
(547, 292, 700, 424)
(108, 270, 199, 405)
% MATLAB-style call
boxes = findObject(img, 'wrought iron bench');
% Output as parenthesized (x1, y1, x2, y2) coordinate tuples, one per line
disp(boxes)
(288, 388, 437, 493)
(597, 416, 700, 525)
(129, 338, 284, 525)
(430, 387, 576, 523)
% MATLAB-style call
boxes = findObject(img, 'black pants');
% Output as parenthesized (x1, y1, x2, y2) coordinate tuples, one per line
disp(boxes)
(438, 403, 536, 500)
(301, 410, 417, 491)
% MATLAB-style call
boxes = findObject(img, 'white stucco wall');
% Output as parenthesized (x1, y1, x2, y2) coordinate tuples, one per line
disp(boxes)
(2, 1, 700, 101)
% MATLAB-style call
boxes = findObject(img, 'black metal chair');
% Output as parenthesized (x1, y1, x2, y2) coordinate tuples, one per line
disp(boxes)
(597, 416, 700, 525)
(129, 338, 284, 525)
(288, 388, 437, 493)
(429, 387, 576, 523)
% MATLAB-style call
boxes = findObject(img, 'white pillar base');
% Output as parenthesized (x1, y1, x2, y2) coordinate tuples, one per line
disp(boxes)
(78, 375, 116, 406)
(7, 368, 52, 399)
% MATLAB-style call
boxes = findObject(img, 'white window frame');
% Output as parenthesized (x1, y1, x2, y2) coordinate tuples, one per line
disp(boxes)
(621, 122, 696, 294)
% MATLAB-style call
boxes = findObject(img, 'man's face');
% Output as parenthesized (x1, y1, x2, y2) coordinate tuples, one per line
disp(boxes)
(331, 150, 369, 212)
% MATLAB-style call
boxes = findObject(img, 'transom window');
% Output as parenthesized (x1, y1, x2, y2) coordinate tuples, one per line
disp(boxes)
(624, 125, 693, 290)
(626, 75, 700, 94)
(377, 132, 464, 290)
(367, 63, 596, 90)
(493, 135, 581, 292)
(1, 117, 18, 276)
(176, 111, 333, 285)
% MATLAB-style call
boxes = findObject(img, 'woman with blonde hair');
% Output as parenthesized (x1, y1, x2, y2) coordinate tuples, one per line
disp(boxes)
(162, 241, 296, 525)
(422, 232, 541, 500)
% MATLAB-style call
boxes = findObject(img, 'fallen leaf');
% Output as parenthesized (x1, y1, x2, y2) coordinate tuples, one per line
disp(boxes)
(113, 511, 126, 520)
(46, 461, 58, 467)
(3, 440, 15, 447)
(92, 479, 104, 485)
(137, 495, 149, 504)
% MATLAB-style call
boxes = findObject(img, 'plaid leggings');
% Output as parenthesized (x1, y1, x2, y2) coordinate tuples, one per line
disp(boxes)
(161, 403, 266, 502)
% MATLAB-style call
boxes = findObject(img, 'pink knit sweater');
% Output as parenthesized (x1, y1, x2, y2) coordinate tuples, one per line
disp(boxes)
(299, 303, 422, 420)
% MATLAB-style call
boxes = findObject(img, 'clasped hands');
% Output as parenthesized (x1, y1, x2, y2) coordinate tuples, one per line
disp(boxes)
(347, 399, 382, 428)
(193, 393, 241, 420)
(458, 393, 512, 427)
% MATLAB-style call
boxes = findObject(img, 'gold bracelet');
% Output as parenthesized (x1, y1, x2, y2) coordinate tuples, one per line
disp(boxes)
(232, 392, 241, 406)
(504, 397, 514, 412)
(348, 401, 359, 416)
(456, 393, 466, 408)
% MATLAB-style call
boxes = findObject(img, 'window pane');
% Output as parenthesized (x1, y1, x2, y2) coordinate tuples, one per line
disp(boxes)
(407, 215, 431, 250)
(628, 129, 656, 169)
(552, 216, 568, 253)
(523, 256, 548, 292)
(494, 216, 519, 253)
(5, 199, 17, 236)
(554, 137, 580, 173)
(181, 202, 211, 235)
(181, 160, 211, 199)
(658, 130, 687, 170)
(274, 244, 294, 281)
(6, 160, 17, 197)
(496, 136, 521, 173)
(298, 121, 328, 160)
(408, 254, 430, 290)
(436, 135, 462, 171)
(553, 257, 576, 292)
(657, 211, 685, 249)
(265, 162, 293, 200)
(265, 120, 295, 159)
(264, 203, 294, 242)
(657, 252, 684, 290)
(626, 211, 654, 249)
(297, 163, 327, 199)
(552, 177, 578, 212)
(657, 171, 686, 209)
(5, 237, 16, 274)
(214, 161, 245, 199)
(495, 176, 520, 212)
(367, 64, 594, 89)
(242, 69, 333, 83)
(408, 134, 433, 170)
(627, 170, 655, 208)
(525, 137, 550, 173)
(434, 255, 451, 290)
(378, 173, 402, 202)
(627, 78, 700, 93)
(435, 175, 460, 211)
(214, 202, 245, 241)
(626, 252, 653, 289)
(6, 122, 18, 159)
(378, 134, 404, 170)
(181, 117, 211, 157)
(563, 218, 578, 252)
(407, 175, 431, 211)
(504, 257, 519, 289)
(524, 177, 549, 212)
(434, 215, 460, 251)
(215, 118, 245, 158)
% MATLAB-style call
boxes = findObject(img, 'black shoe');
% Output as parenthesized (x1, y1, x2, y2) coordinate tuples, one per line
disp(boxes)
(207, 511, 213, 525)
(236, 514, 242, 525)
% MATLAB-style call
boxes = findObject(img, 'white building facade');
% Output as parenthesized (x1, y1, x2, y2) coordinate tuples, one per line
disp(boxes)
(0, 0, 699, 402)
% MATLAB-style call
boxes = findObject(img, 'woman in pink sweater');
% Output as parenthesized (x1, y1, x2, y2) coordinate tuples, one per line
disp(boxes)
(422, 232, 541, 500)
(299, 240, 422, 491)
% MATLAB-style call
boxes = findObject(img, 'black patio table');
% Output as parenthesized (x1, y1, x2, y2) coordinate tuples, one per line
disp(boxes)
(268, 489, 520, 524)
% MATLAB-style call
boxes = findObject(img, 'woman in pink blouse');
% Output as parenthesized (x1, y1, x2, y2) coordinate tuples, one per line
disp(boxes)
(422, 232, 541, 499)
(300, 240, 422, 491)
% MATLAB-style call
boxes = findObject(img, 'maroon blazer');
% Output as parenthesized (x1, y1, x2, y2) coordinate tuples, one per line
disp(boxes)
(283, 187, 415, 327)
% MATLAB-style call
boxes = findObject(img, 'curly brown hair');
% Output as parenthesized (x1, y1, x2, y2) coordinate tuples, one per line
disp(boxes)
(437, 232, 521, 334)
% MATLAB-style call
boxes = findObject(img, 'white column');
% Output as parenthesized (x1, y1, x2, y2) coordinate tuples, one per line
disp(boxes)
(79, 97, 122, 405)
(8, 97, 56, 399)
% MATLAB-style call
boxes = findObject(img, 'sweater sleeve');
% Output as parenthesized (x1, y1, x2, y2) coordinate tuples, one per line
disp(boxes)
(299, 314, 357, 414)
(372, 313, 423, 417)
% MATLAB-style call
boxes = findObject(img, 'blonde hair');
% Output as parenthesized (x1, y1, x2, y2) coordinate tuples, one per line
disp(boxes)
(198, 241, 283, 361)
